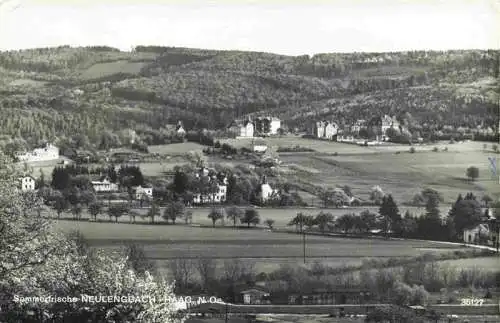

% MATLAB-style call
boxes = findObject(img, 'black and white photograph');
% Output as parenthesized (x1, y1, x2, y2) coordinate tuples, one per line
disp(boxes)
(0, 0, 499, 322)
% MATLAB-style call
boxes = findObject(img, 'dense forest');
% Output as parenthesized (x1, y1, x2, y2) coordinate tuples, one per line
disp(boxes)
(0, 46, 498, 150)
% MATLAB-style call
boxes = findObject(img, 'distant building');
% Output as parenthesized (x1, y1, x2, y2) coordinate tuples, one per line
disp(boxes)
(311, 120, 338, 140)
(463, 223, 489, 244)
(240, 288, 271, 305)
(19, 175, 36, 191)
(380, 115, 400, 140)
(165, 121, 187, 135)
(288, 288, 370, 305)
(258, 176, 279, 203)
(133, 185, 153, 200)
(253, 144, 268, 153)
(16, 143, 59, 162)
(91, 176, 119, 193)
(192, 167, 228, 204)
(254, 116, 281, 135)
(176, 121, 186, 135)
(228, 118, 254, 138)
(350, 120, 366, 134)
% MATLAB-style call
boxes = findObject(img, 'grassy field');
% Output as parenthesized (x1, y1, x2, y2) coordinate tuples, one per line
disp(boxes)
(278, 144, 498, 204)
(219, 136, 488, 154)
(52, 220, 465, 273)
(80, 60, 147, 80)
(439, 256, 500, 272)
(148, 142, 206, 155)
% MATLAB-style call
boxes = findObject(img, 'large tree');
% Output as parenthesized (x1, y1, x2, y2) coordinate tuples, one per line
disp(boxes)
(0, 152, 185, 322)
(378, 194, 402, 237)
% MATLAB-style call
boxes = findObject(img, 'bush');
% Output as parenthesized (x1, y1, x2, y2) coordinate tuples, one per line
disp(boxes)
(432, 147, 438, 152)
(409, 147, 416, 153)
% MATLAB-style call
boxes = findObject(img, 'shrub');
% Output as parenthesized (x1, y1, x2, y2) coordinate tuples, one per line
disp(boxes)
(409, 147, 416, 153)
(432, 147, 438, 152)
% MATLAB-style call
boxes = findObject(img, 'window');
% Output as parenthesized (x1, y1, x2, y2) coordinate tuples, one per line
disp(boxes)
(243, 294, 251, 304)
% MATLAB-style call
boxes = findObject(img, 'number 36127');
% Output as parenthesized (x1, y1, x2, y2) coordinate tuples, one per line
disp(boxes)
(460, 298, 484, 306)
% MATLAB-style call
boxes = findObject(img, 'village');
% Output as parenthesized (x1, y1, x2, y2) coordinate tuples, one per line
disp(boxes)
(13, 111, 500, 254)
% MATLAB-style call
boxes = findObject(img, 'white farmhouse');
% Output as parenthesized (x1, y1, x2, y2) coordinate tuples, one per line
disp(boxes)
(134, 185, 153, 200)
(229, 118, 254, 138)
(463, 223, 489, 244)
(91, 176, 119, 193)
(312, 120, 338, 140)
(258, 176, 279, 202)
(253, 145, 268, 153)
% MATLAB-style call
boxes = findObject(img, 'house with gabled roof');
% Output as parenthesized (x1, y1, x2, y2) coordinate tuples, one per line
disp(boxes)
(228, 117, 254, 138)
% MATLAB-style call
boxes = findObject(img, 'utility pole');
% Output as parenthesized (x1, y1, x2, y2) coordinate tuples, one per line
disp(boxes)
(303, 227, 306, 264)
(225, 302, 228, 323)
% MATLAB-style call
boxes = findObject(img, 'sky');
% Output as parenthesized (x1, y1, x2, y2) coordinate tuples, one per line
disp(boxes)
(0, 0, 498, 55)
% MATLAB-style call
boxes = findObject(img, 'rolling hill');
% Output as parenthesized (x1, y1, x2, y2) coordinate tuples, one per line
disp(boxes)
(0, 45, 497, 149)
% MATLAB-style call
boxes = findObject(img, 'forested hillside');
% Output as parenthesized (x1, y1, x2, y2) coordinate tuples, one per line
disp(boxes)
(0, 45, 498, 151)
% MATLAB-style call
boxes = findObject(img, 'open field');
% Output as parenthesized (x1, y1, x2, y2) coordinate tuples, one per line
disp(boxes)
(80, 60, 147, 80)
(219, 136, 489, 155)
(439, 256, 500, 272)
(148, 142, 206, 155)
(52, 220, 466, 273)
(279, 147, 499, 204)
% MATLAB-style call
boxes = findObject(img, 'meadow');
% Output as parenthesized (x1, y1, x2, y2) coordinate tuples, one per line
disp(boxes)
(52, 220, 466, 273)
(277, 142, 498, 204)
(79, 58, 154, 80)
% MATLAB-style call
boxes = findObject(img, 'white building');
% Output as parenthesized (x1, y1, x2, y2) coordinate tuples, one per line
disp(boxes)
(91, 176, 119, 193)
(192, 168, 228, 204)
(380, 115, 400, 140)
(19, 175, 36, 191)
(463, 223, 489, 244)
(16, 143, 59, 162)
(229, 119, 254, 138)
(269, 118, 281, 135)
(312, 121, 338, 140)
(258, 176, 279, 202)
(134, 185, 153, 200)
(253, 145, 268, 153)
(254, 116, 281, 135)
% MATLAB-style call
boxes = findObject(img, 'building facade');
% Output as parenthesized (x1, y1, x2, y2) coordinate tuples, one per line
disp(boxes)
(229, 119, 254, 138)
(463, 223, 490, 244)
(258, 176, 279, 203)
(19, 176, 36, 191)
(312, 121, 338, 140)
(91, 176, 119, 193)
(240, 289, 271, 305)
(380, 115, 400, 140)
(254, 116, 281, 135)
(134, 185, 153, 200)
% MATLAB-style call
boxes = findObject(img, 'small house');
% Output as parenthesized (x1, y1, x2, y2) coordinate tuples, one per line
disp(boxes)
(229, 118, 254, 138)
(463, 223, 490, 244)
(240, 288, 271, 305)
(134, 185, 153, 200)
(253, 144, 268, 153)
